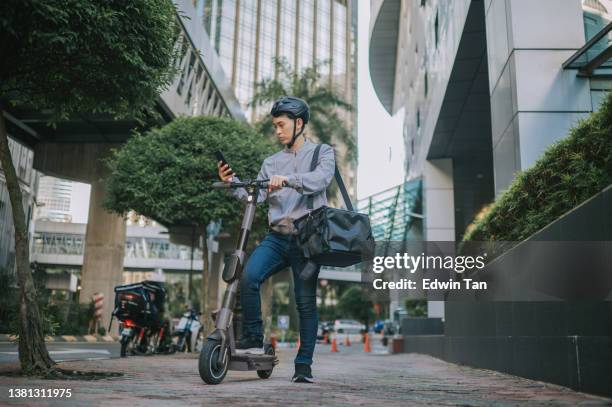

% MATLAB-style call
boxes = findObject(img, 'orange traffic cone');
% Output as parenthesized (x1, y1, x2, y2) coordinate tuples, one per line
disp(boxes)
(364, 333, 371, 353)
(344, 334, 351, 346)
(323, 332, 329, 344)
(331, 337, 339, 352)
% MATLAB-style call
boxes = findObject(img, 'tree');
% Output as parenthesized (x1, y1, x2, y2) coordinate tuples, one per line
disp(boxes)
(250, 58, 356, 163)
(337, 285, 375, 329)
(103, 116, 276, 331)
(0, 0, 178, 375)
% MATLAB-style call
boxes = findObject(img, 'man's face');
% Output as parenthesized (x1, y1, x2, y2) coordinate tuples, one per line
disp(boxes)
(272, 115, 303, 145)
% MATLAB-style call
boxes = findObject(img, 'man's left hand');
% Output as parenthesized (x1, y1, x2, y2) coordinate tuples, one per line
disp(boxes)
(268, 175, 288, 192)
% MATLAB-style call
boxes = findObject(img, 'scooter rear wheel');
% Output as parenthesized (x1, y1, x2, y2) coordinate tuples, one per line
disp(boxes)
(199, 339, 229, 384)
(256, 344, 275, 379)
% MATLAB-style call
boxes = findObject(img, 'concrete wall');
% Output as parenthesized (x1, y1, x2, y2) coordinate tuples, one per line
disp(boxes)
(485, 0, 592, 196)
(393, 0, 472, 180)
(423, 158, 455, 319)
(423, 159, 455, 241)
(403, 186, 612, 397)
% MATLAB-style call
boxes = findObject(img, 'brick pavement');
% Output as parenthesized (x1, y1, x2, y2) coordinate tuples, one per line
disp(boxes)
(1, 344, 611, 406)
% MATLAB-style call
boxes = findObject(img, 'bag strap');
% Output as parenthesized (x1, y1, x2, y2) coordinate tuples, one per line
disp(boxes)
(334, 163, 354, 212)
(307, 144, 322, 210)
(307, 144, 354, 212)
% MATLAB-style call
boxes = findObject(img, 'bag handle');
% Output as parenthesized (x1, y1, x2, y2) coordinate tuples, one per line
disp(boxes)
(307, 144, 354, 212)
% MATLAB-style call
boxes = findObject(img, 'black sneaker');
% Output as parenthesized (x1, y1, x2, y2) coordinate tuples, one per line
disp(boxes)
(235, 336, 264, 355)
(291, 363, 314, 383)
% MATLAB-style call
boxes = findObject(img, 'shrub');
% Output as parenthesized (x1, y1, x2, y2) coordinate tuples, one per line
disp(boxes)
(463, 92, 612, 242)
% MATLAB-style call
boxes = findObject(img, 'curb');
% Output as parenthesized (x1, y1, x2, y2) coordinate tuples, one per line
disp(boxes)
(0, 334, 117, 343)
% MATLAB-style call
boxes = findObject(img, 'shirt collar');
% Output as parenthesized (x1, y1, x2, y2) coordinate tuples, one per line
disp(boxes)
(284, 137, 313, 154)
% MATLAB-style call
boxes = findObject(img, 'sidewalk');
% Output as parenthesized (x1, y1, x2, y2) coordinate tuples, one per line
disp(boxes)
(1, 344, 611, 406)
(0, 334, 115, 344)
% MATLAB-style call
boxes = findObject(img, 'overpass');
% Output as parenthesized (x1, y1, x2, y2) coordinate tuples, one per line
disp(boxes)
(32, 221, 204, 273)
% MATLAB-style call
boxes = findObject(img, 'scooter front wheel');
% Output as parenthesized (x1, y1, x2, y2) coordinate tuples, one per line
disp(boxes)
(256, 344, 275, 379)
(199, 339, 229, 384)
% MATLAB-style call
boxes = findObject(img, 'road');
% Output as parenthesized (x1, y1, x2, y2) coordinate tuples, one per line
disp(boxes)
(0, 342, 119, 364)
(1, 339, 611, 406)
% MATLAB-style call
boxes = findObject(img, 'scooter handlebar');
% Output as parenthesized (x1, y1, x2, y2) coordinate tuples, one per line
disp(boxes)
(212, 181, 232, 189)
(212, 179, 294, 190)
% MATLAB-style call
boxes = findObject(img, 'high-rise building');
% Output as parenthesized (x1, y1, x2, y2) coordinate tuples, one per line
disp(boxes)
(35, 175, 73, 223)
(369, 0, 611, 242)
(195, 0, 358, 197)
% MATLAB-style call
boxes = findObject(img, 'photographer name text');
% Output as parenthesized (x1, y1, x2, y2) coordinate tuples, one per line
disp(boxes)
(372, 278, 487, 290)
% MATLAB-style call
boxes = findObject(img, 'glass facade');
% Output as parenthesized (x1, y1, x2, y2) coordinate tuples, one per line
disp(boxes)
(298, 0, 315, 72)
(258, 0, 278, 84)
(36, 176, 73, 223)
(317, 0, 332, 79)
(333, 0, 347, 93)
(357, 179, 423, 243)
(197, 0, 355, 120)
(582, 0, 612, 41)
(235, 0, 258, 105)
(279, 0, 297, 73)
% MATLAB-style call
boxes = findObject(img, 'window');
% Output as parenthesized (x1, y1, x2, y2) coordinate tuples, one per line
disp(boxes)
(424, 71, 428, 97)
(434, 10, 439, 48)
(417, 109, 421, 128)
(420, 0, 426, 7)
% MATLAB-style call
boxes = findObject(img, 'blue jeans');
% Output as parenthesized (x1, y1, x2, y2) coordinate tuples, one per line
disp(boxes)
(240, 231, 320, 365)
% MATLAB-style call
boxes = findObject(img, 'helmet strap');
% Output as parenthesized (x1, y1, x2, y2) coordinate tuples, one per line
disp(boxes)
(287, 117, 305, 149)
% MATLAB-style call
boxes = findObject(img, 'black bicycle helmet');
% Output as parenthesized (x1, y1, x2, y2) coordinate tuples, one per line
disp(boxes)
(270, 96, 310, 148)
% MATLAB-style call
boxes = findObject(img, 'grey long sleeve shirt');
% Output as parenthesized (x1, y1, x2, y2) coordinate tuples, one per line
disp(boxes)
(230, 139, 335, 235)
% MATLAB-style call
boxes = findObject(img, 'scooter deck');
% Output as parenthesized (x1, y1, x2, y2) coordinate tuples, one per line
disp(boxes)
(229, 354, 277, 371)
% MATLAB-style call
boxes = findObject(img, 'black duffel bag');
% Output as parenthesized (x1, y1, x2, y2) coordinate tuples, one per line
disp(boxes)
(294, 144, 375, 280)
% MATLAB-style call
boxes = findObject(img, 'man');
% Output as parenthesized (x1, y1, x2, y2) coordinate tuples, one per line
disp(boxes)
(217, 96, 335, 383)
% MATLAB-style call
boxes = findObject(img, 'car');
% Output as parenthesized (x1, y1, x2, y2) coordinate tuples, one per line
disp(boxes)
(333, 319, 365, 334)
(382, 320, 397, 336)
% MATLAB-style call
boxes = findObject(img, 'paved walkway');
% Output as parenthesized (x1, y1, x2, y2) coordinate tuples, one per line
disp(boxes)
(1, 344, 611, 406)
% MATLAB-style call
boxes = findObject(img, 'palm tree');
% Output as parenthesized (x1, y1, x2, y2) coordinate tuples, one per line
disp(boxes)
(249, 58, 356, 164)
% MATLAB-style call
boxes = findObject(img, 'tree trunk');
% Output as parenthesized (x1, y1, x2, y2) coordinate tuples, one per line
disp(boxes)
(0, 108, 54, 374)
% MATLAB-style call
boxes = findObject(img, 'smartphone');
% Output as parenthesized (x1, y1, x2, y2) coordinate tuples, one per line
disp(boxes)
(214, 150, 234, 177)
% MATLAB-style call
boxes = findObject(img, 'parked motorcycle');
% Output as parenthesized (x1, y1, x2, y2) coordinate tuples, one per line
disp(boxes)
(174, 308, 203, 353)
(110, 280, 168, 357)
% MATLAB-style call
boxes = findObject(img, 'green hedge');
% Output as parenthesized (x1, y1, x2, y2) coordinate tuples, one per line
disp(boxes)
(463, 92, 612, 242)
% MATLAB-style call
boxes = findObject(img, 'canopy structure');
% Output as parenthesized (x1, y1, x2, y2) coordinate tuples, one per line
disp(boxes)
(357, 178, 423, 244)
(563, 21, 612, 78)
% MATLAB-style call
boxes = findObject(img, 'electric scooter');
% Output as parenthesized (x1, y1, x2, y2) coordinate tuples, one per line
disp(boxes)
(198, 178, 278, 385)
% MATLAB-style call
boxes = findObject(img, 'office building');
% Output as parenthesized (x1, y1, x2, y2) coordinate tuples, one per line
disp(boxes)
(196, 0, 359, 197)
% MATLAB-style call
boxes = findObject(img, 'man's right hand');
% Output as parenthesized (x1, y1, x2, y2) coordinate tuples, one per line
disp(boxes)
(217, 161, 234, 182)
